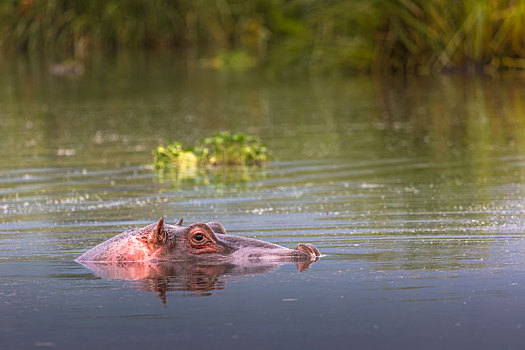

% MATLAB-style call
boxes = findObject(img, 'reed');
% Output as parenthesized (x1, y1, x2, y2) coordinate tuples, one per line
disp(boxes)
(375, 0, 525, 73)
(1, 0, 525, 74)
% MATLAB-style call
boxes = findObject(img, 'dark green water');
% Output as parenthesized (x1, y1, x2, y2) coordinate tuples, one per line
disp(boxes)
(1, 54, 525, 349)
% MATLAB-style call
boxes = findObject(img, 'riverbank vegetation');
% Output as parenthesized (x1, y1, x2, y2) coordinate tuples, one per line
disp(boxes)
(2, 0, 525, 74)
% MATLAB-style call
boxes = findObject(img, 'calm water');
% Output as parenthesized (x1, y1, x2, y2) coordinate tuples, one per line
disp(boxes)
(2, 54, 525, 349)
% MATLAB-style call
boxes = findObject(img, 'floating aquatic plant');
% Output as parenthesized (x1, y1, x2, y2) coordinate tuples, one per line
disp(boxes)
(153, 132, 270, 172)
(153, 142, 198, 172)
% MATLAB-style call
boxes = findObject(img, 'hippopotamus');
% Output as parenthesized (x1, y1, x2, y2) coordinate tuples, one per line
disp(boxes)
(75, 218, 320, 265)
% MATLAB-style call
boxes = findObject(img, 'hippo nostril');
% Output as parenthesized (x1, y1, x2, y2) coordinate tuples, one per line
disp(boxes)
(296, 243, 321, 259)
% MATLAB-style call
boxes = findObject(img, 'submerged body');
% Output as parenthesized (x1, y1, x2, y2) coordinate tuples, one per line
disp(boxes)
(76, 218, 320, 265)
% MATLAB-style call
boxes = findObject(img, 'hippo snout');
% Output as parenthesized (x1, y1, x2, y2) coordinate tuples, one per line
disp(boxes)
(296, 243, 321, 260)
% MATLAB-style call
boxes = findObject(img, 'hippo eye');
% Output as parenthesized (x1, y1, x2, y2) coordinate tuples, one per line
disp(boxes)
(189, 228, 214, 248)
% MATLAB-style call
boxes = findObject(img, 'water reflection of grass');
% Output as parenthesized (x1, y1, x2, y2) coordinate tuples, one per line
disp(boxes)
(155, 165, 267, 188)
(373, 76, 525, 163)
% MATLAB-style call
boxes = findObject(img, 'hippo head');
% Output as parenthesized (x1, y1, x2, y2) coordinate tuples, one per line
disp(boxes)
(76, 218, 320, 268)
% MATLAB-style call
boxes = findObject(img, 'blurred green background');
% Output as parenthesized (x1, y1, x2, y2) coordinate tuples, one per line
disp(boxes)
(2, 0, 525, 75)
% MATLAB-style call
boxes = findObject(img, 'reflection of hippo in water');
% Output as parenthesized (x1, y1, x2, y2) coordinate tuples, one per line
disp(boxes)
(78, 260, 295, 303)
(76, 218, 320, 265)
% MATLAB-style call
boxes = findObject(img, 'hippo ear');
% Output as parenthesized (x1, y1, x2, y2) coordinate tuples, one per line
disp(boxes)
(148, 217, 167, 245)
(206, 222, 227, 234)
(175, 217, 183, 226)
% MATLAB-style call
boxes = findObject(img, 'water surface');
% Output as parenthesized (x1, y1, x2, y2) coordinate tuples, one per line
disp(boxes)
(2, 55, 525, 349)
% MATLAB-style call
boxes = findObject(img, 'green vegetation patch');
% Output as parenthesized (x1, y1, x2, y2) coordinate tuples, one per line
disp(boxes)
(153, 132, 270, 172)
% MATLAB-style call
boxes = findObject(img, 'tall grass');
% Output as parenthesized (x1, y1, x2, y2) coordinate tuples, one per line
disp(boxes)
(0, 0, 269, 56)
(1, 0, 525, 74)
(375, 0, 525, 73)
